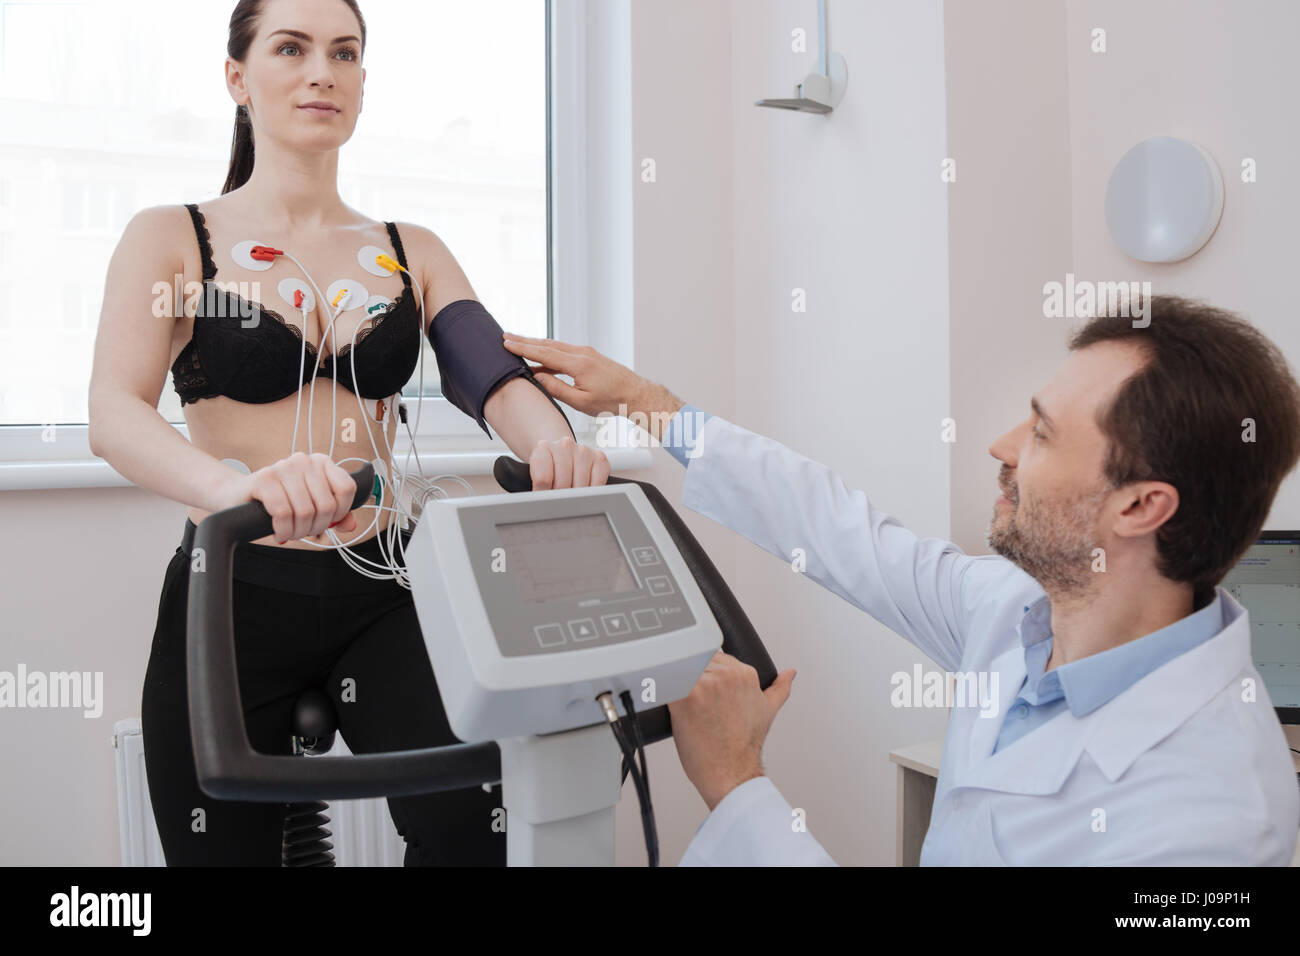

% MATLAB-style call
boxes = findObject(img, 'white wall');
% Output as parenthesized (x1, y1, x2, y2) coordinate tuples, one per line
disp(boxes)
(612, 0, 742, 865)
(617, 0, 953, 868)
(721, 0, 953, 865)
(0, 489, 186, 865)
(944, 0, 1074, 556)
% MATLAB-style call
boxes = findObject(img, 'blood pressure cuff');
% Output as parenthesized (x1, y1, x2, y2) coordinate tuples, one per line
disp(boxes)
(427, 299, 575, 441)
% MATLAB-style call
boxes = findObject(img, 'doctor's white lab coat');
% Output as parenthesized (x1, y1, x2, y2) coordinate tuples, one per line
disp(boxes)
(675, 415, 1300, 866)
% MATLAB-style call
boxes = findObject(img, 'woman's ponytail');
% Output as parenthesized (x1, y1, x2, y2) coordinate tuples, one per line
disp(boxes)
(222, 103, 256, 195)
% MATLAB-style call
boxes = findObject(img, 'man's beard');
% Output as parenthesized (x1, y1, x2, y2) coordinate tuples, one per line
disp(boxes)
(988, 480, 1111, 600)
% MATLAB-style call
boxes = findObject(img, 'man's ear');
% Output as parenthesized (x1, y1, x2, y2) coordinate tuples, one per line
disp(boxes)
(1115, 479, 1181, 539)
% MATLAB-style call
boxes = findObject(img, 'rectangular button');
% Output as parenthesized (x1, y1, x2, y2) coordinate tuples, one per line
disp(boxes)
(632, 608, 660, 631)
(646, 575, 674, 596)
(535, 623, 566, 647)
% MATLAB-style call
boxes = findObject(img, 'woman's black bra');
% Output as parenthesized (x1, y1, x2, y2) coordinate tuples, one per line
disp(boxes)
(170, 203, 421, 406)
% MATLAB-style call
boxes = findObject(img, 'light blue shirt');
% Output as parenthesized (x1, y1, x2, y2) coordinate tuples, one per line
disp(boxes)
(661, 403, 712, 468)
(994, 590, 1225, 753)
(661, 402, 1226, 755)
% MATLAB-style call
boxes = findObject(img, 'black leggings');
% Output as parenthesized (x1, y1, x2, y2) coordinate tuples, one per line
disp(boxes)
(140, 519, 505, 866)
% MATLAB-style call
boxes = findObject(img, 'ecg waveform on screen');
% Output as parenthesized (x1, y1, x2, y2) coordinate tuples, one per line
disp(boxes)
(499, 514, 638, 603)
(1226, 581, 1300, 707)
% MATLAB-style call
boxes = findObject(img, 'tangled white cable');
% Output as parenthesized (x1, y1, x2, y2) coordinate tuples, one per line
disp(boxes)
(265, 246, 472, 588)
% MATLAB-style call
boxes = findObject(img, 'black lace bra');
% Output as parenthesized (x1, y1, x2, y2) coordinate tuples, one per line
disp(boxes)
(170, 203, 422, 406)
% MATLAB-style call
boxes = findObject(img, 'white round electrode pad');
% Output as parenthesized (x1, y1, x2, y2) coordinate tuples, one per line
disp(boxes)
(277, 279, 315, 313)
(231, 240, 274, 272)
(358, 245, 395, 277)
(363, 294, 395, 319)
(325, 279, 369, 312)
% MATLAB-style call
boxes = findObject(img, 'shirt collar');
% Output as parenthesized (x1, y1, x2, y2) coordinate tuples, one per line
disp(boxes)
(1015, 590, 1226, 717)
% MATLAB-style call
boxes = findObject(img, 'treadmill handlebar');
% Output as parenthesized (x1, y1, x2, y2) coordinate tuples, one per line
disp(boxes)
(187, 463, 501, 801)
(188, 459, 776, 801)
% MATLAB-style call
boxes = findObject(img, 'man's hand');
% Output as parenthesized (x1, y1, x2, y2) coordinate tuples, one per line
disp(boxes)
(502, 334, 684, 441)
(668, 651, 797, 811)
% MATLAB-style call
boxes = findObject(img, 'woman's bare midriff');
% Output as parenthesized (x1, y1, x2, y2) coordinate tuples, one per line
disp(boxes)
(182, 381, 403, 550)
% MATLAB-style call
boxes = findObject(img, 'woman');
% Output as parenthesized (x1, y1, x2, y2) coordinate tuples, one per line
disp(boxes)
(86, 0, 608, 865)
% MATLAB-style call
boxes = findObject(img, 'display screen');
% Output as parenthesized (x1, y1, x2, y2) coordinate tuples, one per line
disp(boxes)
(1221, 537, 1300, 709)
(496, 514, 640, 603)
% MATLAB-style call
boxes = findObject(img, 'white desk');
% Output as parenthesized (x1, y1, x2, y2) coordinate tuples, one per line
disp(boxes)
(889, 733, 1300, 866)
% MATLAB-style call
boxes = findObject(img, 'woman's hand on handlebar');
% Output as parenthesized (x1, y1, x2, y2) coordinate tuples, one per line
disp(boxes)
(215, 452, 360, 544)
(528, 436, 609, 490)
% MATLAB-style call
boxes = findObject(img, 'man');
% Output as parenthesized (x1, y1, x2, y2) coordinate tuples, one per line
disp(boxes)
(502, 295, 1300, 865)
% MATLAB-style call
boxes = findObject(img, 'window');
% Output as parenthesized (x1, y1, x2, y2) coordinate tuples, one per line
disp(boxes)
(0, 0, 550, 434)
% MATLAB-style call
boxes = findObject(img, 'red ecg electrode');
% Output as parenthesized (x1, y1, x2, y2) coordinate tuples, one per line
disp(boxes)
(293, 290, 304, 309)
(250, 245, 283, 262)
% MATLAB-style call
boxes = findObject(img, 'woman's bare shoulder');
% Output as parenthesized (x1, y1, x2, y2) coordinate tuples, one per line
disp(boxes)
(124, 203, 194, 238)
(387, 220, 476, 309)
(389, 220, 467, 274)
(112, 204, 195, 277)
(389, 220, 444, 252)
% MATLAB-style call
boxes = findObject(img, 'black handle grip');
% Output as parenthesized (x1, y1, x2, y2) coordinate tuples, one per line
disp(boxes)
(493, 456, 778, 745)
(187, 463, 502, 801)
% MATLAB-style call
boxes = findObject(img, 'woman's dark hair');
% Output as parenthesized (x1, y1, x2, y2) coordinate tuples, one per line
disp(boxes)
(223, 0, 368, 195)
(1068, 294, 1300, 607)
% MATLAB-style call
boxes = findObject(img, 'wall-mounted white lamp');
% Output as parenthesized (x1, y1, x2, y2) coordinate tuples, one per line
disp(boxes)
(756, 0, 848, 115)
(1104, 136, 1224, 263)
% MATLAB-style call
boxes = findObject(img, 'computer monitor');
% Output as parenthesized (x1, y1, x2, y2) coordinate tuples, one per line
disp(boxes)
(1219, 531, 1300, 724)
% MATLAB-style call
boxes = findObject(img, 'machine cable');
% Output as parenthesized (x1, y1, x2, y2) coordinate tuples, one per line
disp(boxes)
(597, 691, 659, 867)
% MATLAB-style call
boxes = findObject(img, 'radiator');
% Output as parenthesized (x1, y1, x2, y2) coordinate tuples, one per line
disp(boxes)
(112, 717, 406, 866)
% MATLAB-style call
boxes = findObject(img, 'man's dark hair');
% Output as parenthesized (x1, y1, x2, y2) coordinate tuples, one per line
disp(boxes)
(1068, 294, 1300, 608)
